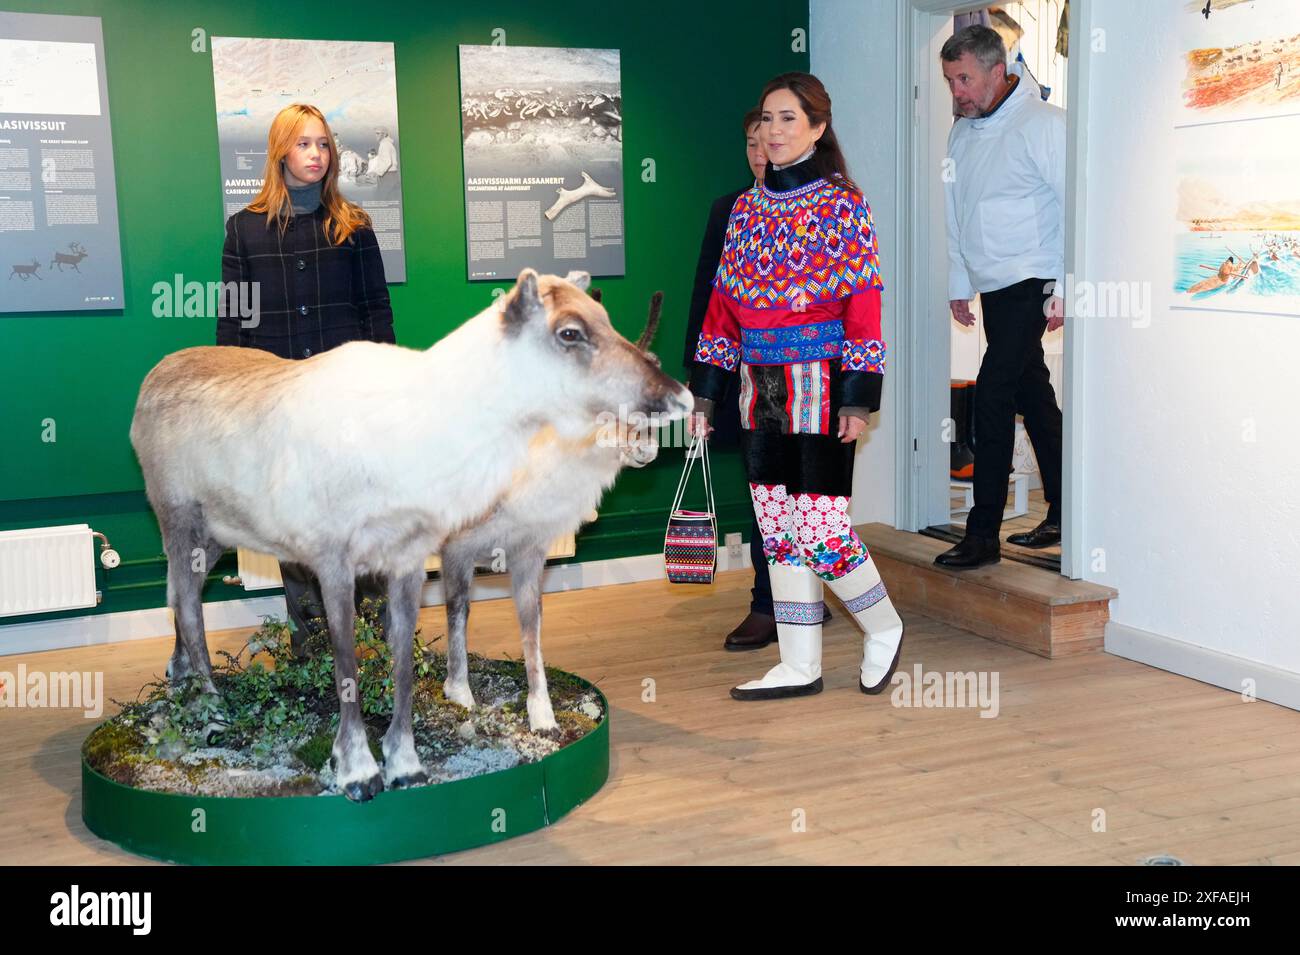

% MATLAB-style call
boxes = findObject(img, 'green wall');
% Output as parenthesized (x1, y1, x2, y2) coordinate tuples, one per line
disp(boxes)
(0, 0, 809, 622)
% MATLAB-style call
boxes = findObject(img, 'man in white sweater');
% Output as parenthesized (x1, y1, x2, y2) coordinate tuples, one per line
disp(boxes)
(935, 25, 1065, 570)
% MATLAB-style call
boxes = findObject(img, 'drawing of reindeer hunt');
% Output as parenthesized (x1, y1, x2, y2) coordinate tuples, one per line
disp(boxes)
(129, 268, 692, 802)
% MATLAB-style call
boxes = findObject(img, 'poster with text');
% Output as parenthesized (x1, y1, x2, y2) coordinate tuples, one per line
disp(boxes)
(211, 36, 406, 282)
(0, 11, 124, 313)
(458, 44, 624, 281)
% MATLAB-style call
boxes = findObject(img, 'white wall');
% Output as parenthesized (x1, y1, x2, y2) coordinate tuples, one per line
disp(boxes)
(1082, 0, 1300, 677)
(811, 0, 1300, 696)
(811, 0, 899, 525)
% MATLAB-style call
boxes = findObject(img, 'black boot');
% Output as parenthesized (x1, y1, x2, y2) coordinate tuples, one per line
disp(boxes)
(934, 534, 1001, 569)
(724, 611, 778, 651)
(1006, 519, 1061, 548)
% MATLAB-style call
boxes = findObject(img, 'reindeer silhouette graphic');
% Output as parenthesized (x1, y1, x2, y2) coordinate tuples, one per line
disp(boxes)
(50, 242, 89, 273)
(9, 259, 42, 281)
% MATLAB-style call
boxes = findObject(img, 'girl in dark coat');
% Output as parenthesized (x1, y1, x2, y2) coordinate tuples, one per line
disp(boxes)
(217, 103, 395, 647)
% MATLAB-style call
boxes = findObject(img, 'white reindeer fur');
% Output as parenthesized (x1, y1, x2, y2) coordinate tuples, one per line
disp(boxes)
(130, 268, 691, 800)
(441, 417, 658, 729)
(135, 274, 667, 577)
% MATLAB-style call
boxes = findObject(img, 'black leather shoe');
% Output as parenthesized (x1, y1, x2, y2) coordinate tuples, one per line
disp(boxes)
(724, 612, 777, 651)
(1006, 520, 1061, 549)
(934, 535, 1001, 569)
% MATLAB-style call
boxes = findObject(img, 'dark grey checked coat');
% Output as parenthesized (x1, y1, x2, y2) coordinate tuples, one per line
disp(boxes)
(216, 207, 395, 359)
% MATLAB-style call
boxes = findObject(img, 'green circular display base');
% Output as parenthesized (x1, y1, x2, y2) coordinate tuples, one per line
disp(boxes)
(81, 681, 609, 865)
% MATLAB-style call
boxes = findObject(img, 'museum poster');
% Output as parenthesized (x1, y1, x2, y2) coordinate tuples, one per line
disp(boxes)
(458, 44, 625, 281)
(210, 36, 407, 283)
(1173, 0, 1300, 316)
(0, 11, 124, 314)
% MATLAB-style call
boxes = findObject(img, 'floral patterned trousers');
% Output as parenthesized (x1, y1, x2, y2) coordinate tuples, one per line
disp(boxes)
(736, 360, 874, 583)
(734, 360, 899, 655)
(750, 481, 872, 581)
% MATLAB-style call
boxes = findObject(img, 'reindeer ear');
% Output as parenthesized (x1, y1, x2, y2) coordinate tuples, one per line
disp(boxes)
(504, 268, 542, 330)
(564, 270, 591, 291)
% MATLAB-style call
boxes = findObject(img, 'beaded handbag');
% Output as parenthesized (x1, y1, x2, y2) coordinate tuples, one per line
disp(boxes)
(664, 431, 718, 584)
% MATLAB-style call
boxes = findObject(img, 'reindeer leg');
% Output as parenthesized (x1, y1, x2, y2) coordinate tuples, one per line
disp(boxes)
(319, 564, 383, 802)
(441, 542, 478, 710)
(511, 545, 557, 733)
(161, 503, 217, 695)
(382, 568, 427, 789)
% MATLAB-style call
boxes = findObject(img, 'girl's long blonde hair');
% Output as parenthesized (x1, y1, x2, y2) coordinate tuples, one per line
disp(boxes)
(248, 103, 371, 245)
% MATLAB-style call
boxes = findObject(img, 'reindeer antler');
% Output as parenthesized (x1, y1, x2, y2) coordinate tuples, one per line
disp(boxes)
(636, 291, 663, 351)
(544, 171, 617, 221)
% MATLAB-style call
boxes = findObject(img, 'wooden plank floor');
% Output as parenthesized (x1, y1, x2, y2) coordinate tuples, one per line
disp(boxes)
(3, 568, 1299, 866)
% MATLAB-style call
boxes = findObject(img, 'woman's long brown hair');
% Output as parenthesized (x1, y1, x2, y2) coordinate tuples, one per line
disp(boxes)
(757, 72, 862, 199)
(247, 103, 371, 245)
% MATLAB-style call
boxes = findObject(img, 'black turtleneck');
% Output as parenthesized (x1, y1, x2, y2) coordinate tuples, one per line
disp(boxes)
(763, 152, 823, 194)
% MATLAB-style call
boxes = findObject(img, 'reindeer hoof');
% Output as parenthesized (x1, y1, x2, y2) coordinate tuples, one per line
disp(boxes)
(388, 770, 428, 790)
(343, 774, 385, 803)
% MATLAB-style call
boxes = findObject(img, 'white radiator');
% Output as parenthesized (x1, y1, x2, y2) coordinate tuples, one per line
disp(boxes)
(0, 523, 98, 617)
(236, 534, 578, 591)
(234, 548, 285, 591)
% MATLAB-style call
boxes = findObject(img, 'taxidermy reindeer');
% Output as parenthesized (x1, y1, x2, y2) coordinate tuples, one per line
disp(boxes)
(441, 290, 667, 732)
(130, 269, 691, 802)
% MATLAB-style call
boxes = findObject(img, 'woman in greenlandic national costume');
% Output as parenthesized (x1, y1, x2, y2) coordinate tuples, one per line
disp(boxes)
(688, 72, 905, 701)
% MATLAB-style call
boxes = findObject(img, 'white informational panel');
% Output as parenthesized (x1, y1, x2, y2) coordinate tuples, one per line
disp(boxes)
(0, 12, 124, 313)
(458, 44, 625, 281)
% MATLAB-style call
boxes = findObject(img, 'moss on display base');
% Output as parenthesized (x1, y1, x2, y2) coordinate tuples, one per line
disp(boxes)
(80, 613, 609, 864)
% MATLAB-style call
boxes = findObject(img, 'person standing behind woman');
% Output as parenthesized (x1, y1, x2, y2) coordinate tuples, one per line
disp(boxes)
(217, 102, 395, 651)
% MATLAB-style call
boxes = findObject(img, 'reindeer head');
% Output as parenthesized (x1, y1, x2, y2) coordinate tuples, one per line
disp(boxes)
(581, 287, 665, 468)
(499, 268, 691, 440)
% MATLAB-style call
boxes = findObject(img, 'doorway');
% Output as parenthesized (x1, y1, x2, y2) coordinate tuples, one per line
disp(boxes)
(891, 0, 1090, 579)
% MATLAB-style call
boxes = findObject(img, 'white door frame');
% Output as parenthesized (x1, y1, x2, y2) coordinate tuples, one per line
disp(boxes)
(891, 0, 1091, 579)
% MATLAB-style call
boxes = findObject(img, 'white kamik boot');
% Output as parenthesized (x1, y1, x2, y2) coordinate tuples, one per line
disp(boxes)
(824, 558, 905, 694)
(731, 562, 824, 701)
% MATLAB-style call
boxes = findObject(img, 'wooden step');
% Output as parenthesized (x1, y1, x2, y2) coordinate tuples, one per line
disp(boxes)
(855, 522, 1117, 659)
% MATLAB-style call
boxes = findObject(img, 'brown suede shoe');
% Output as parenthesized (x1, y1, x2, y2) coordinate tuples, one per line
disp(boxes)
(724, 611, 778, 651)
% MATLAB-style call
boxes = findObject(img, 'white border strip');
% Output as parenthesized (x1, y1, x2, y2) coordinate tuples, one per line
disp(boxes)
(1106, 620, 1300, 713)
(0, 545, 752, 658)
